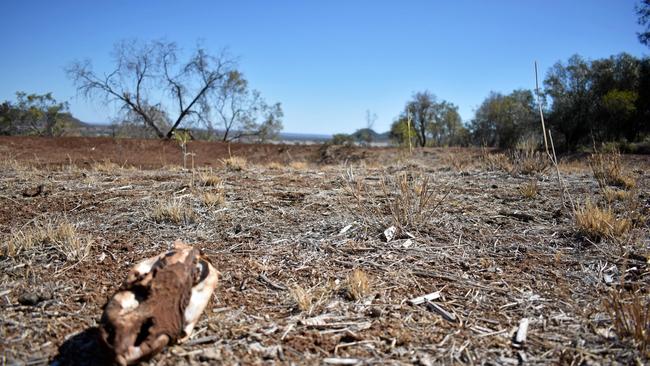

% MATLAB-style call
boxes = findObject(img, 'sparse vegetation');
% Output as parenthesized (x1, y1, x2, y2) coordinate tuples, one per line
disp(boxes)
(5, 220, 91, 261)
(151, 199, 196, 224)
(201, 190, 225, 208)
(589, 150, 636, 189)
(603, 290, 650, 356)
(575, 201, 631, 240)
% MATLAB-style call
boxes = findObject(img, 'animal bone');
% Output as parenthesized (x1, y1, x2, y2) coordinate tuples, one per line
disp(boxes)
(99, 240, 218, 365)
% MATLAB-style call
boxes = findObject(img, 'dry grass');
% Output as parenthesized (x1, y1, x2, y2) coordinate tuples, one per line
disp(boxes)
(345, 269, 370, 301)
(481, 152, 512, 172)
(5, 220, 91, 261)
(92, 160, 122, 173)
(511, 149, 550, 175)
(589, 151, 636, 189)
(344, 170, 443, 233)
(151, 199, 196, 224)
(603, 290, 650, 356)
(266, 161, 284, 170)
(441, 152, 471, 172)
(602, 187, 632, 203)
(575, 201, 631, 240)
(200, 174, 222, 187)
(201, 191, 225, 208)
(289, 285, 312, 312)
(221, 156, 247, 171)
(519, 180, 538, 199)
(289, 161, 308, 170)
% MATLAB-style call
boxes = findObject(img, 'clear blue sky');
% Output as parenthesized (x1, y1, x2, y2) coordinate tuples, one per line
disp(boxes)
(1, 0, 647, 135)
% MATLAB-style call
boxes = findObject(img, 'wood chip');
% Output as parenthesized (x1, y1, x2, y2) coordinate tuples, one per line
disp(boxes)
(513, 317, 529, 348)
(425, 300, 457, 322)
(323, 358, 360, 365)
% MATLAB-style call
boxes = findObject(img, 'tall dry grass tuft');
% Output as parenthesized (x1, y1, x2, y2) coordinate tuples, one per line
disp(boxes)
(589, 151, 636, 189)
(344, 169, 446, 233)
(221, 156, 247, 171)
(575, 201, 631, 240)
(151, 199, 196, 224)
(603, 290, 649, 355)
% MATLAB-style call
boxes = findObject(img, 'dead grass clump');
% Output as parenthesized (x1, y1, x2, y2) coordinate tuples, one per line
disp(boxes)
(200, 174, 222, 187)
(201, 191, 225, 208)
(519, 180, 538, 199)
(266, 161, 284, 170)
(151, 199, 196, 224)
(346, 269, 370, 301)
(511, 149, 550, 175)
(92, 160, 122, 173)
(575, 201, 631, 240)
(589, 151, 636, 189)
(481, 152, 512, 172)
(344, 170, 444, 233)
(289, 285, 312, 312)
(5, 221, 91, 261)
(441, 153, 471, 172)
(221, 156, 247, 171)
(603, 290, 649, 356)
(289, 161, 308, 170)
(602, 187, 632, 203)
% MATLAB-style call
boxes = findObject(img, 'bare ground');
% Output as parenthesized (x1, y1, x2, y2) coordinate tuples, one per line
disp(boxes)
(0, 137, 648, 365)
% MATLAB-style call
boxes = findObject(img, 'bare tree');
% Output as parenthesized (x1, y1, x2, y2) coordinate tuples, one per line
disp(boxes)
(67, 40, 234, 139)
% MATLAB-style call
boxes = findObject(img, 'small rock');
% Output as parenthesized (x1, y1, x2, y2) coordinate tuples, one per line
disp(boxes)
(22, 184, 44, 197)
(18, 292, 41, 306)
(368, 307, 382, 318)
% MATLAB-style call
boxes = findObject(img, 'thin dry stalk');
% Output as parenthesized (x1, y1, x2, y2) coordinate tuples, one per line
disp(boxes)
(603, 290, 649, 355)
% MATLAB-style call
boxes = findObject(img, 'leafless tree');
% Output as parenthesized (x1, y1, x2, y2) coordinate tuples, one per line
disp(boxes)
(67, 40, 234, 139)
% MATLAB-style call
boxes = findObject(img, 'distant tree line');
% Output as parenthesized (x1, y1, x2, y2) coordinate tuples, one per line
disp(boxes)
(0, 92, 71, 136)
(377, 52, 649, 152)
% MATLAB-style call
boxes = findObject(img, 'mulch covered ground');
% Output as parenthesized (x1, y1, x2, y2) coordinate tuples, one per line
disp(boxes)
(0, 136, 648, 365)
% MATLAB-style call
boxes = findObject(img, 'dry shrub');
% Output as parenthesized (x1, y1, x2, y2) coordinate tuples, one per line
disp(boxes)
(289, 285, 312, 312)
(346, 269, 370, 301)
(519, 180, 538, 199)
(603, 290, 649, 356)
(589, 151, 636, 189)
(5, 220, 92, 261)
(151, 199, 196, 224)
(221, 156, 247, 171)
(289, 161, 308, 170)
(575, 201, 631, 240)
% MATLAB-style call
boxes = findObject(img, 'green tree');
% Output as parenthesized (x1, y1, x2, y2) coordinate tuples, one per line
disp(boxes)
(400, 91, 464, 147)
(389, 116, 416, 146)
(470, 90, 537, 149)
(544, 55, 595, 150)
(637, 0, 650, 47)
(0, 92, 69, 136)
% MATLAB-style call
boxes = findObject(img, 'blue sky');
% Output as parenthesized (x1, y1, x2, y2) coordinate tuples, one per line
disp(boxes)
(1, 0, 647, 135)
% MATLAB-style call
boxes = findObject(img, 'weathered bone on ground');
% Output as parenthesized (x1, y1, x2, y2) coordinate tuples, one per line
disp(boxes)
(99, 240, 218, 365)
